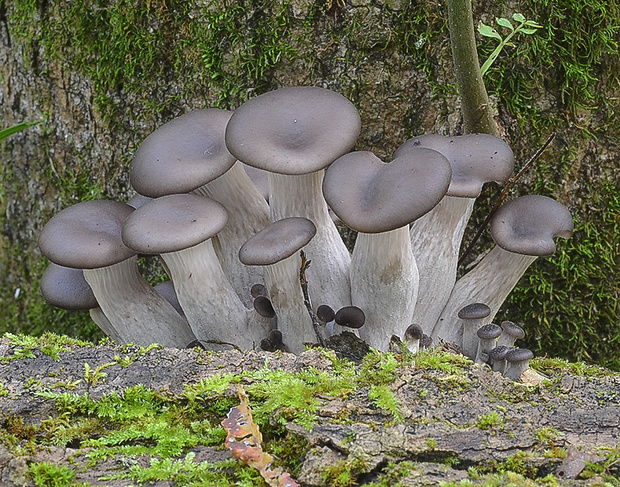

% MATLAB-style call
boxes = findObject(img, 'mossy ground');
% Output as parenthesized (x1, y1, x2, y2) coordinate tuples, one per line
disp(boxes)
(1, 0, 618, 369)
(1, 334, 619, 486)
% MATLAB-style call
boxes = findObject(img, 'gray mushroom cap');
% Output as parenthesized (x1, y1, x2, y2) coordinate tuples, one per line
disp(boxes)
(121, 194, 229, 254)
(225, 86, 361, 175)
(477, 323, 503, 340)
(322, 149, 452, 233)
(394, 133, 515, 197)
(40, 263, 98, 310)
(239, 217, 317, 266)
(39, 200, 136, 269)
(488, 345, 511, 362)
(506, 347, 534, 363)
(501, 320, 526, 340)
(458, 302, 491, 320)
(130, 109, 236, 197)
(490, 195, 574, 256)
(253, 296, 276, 318)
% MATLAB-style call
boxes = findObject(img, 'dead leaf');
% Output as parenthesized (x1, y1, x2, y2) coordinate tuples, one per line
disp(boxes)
(222, 384, 300, 487)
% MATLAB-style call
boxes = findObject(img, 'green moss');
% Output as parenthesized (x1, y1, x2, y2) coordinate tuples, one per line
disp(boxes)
(0, 332, 92, 362)
(28, 461, 80, 487)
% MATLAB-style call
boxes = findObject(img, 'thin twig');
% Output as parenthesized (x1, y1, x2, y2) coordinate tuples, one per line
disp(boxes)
(457, 132, 556, 267)
(299, 250, 325, 347)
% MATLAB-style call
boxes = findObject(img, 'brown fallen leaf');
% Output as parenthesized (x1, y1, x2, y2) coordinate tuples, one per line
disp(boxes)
(221, 384, 300, 487)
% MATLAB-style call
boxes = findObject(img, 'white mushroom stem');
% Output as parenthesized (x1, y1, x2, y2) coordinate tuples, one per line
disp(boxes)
(410, 195, 475, 334)
(432, 246, 537, 345)
(83, 256, 195, 348)
(461, 319, 485, 360)
(193, 162, 271, 307)
(353, 227, 419, 352)
(88, 307, 123, 343)
(268, 171, 352, 311)
(261, 253, 315, 354)
(160, 238, 268, 350)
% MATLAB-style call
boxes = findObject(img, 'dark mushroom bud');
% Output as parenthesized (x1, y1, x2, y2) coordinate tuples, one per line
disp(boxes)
(457, 303, 491, 360)
(316, 304, 336, 336)
(253, 296, 276, 319)
(505, 348, 534, 381)
(323, 148, 451, 351)
(488, 345, 512, 373)
(239, 217, 317, 354)
(434, 195, 574, 344)
(130, 108, 270, 307)
(475, 323, 502, 363)
(403, 324, 424, 354)
(39, 200, 195, 347)
(396, 134, 515, 336)
(122, 193, 266, 350)
(498, 321, 525, 348)
(420, 334, 433, 350)
(335, 306, 366, 330)
(251, 283, 268, 299)
(227, 86, 361, 313)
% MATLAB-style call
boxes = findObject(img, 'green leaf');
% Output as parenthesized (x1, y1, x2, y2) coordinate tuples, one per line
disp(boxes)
(520, 28, 540, 35)
(0, 121, 40, 142)
(496, 17, 514, 31)
(478, 23, 502, 40)
(512, 12, 526, 23)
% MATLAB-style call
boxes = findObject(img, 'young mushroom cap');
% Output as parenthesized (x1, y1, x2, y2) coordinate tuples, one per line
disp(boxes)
(130, 109, 237, 198)
(458, 303, 491, 320)
(253, 296, 276, 319)
(498, 320, 526, 347)
(316, 304, 336, 324)
(490, 195, 575, 256)
(335, 306, 366, 329)
(225, 86, 361, 175)
(477, 323, 503, 341)
(505, 348, 535, 381)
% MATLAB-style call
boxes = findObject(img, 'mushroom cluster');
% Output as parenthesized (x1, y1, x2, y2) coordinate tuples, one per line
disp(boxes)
(38, 86, 574, 356)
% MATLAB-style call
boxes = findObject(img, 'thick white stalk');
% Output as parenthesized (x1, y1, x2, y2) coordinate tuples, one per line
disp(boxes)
(268, 171, 352, 311)
(193, 162, 271, 307)
(83, 256, 195, 348)
(353, 228, 419, 352)
(161, 239, 267, 350)
(410, 196, 475, 334)
(262, 253, 315, 354)
(432, 246, 537, 345)
(88, 307, 123, 343)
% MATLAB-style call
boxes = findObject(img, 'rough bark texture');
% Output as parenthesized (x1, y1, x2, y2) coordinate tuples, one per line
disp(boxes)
(0, 1, 618, 365)
(0, 337, 618, 485)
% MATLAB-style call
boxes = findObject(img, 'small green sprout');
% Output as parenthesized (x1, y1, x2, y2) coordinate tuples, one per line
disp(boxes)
(478, 13, 542, 76)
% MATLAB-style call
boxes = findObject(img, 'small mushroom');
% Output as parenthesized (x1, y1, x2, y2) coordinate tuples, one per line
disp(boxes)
(227, 86, 361, 313)
(475, 323, 502, 363)
(239, 217, 317, 353)
(488, 345, 512, 373)
(253, 296, 276, 319)
(403, 324, 424, 354)
(433, 195, 574, 344)
(504, 348, 534, 381)
(39, 200, 195, 347)
(317, 304, 336, 336)
(396, 134, 515, 336)
(457, 302, 491, 360)
(498, 320, 525, 348)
